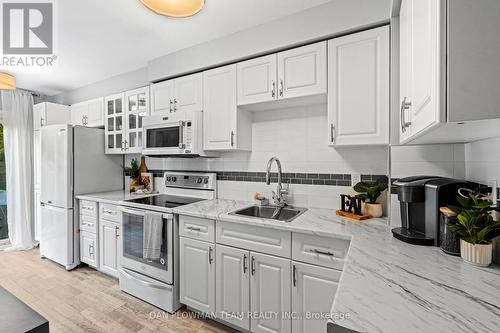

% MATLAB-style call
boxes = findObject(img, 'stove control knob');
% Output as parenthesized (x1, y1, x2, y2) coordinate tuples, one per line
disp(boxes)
(203, 178, 209, 184)
(166, 177, 171, 182)
(172, 177, 177, 182)
(196, 177, 203, 184)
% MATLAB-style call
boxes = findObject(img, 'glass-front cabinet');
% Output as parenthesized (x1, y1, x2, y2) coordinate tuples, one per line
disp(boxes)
(125, 87, 149, 154)
(105, 93, 125, 154)
(104, 86, 149, 154)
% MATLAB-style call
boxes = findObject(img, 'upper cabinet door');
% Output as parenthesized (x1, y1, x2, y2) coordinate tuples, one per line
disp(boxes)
(237, 54, 277, 105)
(70, 102, 87, 126)
(328, 26, 390, 146)
(85, 98, 105, 127)
(125, 87, 149, 154)
(277, 42, 327, 100)
(174, 73, 203, 113)
(33, 103, 46, 131)
(150, 80, 175, 116)
(250, 252, 291, 333)
(104, 93, 125, 154)
(203, 65, 238, 150)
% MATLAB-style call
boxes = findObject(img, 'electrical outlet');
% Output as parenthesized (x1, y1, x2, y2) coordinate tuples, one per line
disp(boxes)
(352, 173, 361, 185)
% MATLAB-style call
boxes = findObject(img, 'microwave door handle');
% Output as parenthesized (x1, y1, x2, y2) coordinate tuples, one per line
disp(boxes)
(178, 121, 185, 149)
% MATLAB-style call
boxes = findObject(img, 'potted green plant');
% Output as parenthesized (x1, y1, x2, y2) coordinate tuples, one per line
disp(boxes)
(353, 177, 388, 218)
(448, 193, 500, 266)
(125, 158, 140, 192)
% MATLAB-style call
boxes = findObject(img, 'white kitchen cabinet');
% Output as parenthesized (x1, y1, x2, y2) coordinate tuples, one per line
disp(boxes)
(71, 97, 105, 127)
(125, 87, 148, 154)
(99, 219, 120, 278)
(216, 245, 250, 331)
(33, 102, 70, 131)
(179, 237, 215, 314)
(237, 54, 277, 105)
(250, 252, 291, 333)
(398, 0, 500, 144)
(237, 42, 327, 107)
(150, 73, 202, 116)
(277, 42, 327, 100)
(328, 26, 390, 146)
(291, 262, 341, 333)
(80, 230, 98, 268)
(104, 93, 125, 154)
(203, 64, 252, 151)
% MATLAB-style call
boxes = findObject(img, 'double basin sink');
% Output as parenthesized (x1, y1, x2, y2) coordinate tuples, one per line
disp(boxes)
(230, 205, 307, 223)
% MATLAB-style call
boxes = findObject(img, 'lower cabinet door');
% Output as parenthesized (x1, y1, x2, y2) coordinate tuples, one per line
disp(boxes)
(179, 237, 215, 314)
(99, 220, 120, 277)
(216, 244, 250, 331)
(80, 231, 97, 268)
(291, 262, 341, 333)
(250, 252, 291, 333)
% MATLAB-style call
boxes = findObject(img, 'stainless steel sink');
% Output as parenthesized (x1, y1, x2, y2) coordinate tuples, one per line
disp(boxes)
(230, 205, 307, 222)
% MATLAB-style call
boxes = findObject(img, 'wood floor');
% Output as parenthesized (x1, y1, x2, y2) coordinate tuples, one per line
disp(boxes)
(0, 249, 236, 333)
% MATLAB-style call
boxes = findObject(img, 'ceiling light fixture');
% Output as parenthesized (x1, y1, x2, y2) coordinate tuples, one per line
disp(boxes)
(140, 0, 205, 18)
(0, 72, 16, 90)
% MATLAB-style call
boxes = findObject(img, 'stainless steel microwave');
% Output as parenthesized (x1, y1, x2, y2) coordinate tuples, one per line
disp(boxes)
(142, 111, 207, 157)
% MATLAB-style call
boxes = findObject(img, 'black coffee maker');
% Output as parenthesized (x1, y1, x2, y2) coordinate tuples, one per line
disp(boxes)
(392, 176, 469, 246)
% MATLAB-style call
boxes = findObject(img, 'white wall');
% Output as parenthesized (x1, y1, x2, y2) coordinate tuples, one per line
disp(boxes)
(464, 137, 500, 186)
(148, 0, 391, 82)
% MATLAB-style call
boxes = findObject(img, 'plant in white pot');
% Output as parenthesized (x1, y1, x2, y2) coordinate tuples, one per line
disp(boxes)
(448, 193, 500, 267)
(353, 177, 388, 218)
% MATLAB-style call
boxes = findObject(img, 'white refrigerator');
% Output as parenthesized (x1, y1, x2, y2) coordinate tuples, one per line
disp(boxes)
(40, 125, 123, 270)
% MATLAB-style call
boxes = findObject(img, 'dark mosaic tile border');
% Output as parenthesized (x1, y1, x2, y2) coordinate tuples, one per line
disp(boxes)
(125, 169, 388, 187)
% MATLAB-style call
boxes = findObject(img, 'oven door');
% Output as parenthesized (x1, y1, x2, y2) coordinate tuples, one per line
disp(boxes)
(119, 207, 173, 284)
(142, 118, 186, 155)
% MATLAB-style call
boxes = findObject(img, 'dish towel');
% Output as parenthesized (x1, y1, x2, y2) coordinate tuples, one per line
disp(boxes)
(143, 211, 163, 260)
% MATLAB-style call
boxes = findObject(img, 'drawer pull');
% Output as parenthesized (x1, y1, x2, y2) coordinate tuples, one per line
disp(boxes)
(311, 249, 334, 257)
(187, 226, 202, 232)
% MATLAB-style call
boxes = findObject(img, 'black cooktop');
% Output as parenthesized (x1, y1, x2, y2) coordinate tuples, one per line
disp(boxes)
(126, 194, 201, 208)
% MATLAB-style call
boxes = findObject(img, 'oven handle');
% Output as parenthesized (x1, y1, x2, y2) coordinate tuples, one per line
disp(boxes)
(119, 268, 172, 290)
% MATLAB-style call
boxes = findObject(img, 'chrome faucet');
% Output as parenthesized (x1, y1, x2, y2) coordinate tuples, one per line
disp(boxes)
(266, 157, 289, 207)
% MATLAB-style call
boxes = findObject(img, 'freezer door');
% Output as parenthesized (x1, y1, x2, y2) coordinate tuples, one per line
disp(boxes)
(41, 125, 73, 208)
(39, 204, 74, 267)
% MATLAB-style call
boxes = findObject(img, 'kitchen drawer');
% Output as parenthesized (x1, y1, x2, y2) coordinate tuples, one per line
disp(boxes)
(80, 200, 97, 217)
(292, 233, 350, 270)
(80, 214, 97, 234)
(179, 215, 215, 243)
(216, 221, 291, 258)
(100, 203, 120, 222)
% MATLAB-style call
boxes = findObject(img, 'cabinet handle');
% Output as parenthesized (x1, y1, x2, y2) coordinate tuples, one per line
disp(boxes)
(89, 244, 94, 256)
(230, 131, 234, 147)
(103, 209, 115, 215)
(124, 140, 128, 150)
(311, 249, 334, 257)
(401, 97, 412, 133)
(330, 124, 335, 143)
(120, 141, 124, 151)
(251, 256, 255, 276)
(271, 80, 276, 98)
(279, 79, 284, 97)
(187, 226, 201, 231)
(169, 99, 173, 113)
(208, 247, 214, 264)
(174, 98, 177, 112)
(115, 226, 120, 238)
(81, 115, 85, 125)
(293, 264, 297, 287)
(40, 117, 44, 127)
(243, 254, 248, 274)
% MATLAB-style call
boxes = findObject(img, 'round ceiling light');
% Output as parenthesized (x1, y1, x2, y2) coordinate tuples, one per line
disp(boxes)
(0, 72, 16, 90)
(140, 0, 205, 18)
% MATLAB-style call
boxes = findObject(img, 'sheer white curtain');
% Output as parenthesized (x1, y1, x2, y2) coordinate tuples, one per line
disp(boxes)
(0, 90, 35, 250)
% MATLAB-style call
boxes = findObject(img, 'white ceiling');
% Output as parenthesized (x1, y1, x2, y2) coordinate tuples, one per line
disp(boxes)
(5, 0, 332, 96)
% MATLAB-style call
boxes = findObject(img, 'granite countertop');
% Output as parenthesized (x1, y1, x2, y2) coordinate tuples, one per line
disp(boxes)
(173, 199, 500, 333)
(75, 190, 154, 205)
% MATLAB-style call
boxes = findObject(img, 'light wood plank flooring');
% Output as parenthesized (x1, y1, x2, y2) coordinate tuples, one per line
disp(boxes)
(0, 249, 236, 333)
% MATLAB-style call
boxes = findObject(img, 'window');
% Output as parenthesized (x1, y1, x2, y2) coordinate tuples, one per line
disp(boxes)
(0, 124, 7, 241)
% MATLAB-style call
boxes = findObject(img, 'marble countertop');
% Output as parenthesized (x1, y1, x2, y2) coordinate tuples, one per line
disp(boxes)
(174, 199, 500, 333)
(75, 190, 153, 205)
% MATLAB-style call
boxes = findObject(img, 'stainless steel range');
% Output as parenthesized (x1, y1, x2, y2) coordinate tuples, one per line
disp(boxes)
(118, 172, 216, 313)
